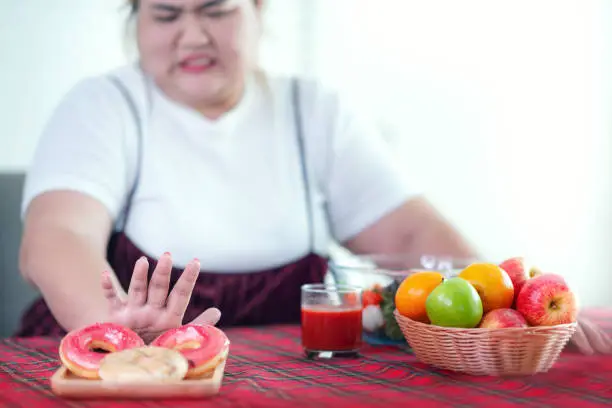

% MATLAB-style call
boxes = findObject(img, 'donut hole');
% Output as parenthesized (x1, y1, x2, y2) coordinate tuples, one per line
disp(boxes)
(88, 340, 116, 354)
(171, 341, 202, 369)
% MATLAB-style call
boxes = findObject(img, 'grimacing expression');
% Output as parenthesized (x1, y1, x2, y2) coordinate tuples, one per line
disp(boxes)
(135, 0, 262, 115)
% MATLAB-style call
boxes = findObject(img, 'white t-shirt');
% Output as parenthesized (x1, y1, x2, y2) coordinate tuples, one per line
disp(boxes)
(22, 64, 418, 272)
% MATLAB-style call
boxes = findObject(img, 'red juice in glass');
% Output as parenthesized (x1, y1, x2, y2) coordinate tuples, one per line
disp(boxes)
(301, 284, 363, 358)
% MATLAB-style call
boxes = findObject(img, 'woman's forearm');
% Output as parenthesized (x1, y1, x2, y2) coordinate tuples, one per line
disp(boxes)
(402, 207, 479, 260)
(19, 226, 123, 332)
(345, 196, 481, 260)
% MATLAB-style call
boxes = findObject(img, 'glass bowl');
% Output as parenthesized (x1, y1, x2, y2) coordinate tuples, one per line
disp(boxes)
(328, 254, 477, 345)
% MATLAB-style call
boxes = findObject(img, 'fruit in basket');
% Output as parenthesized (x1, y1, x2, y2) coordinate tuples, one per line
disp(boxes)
(425, 277, 483, 328)
(458, 263, 514, 313)
(516, 273, 577, 326)
(395, 271, 444, 323)
(499, 257, 542, 304)
(478, 308, 529, 329)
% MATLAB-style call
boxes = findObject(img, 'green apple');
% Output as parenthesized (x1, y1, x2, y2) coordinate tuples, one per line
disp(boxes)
(425, 277, 483, 328)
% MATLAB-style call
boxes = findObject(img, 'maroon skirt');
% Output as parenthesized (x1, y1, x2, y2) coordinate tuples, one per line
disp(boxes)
(15, 232, 329, 337)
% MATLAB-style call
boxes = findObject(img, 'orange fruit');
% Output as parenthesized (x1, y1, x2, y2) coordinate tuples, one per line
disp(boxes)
(395, 271, 445, 323)
(458, 263, 514, 313)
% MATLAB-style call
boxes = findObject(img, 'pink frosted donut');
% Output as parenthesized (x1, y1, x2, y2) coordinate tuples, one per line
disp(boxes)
(59, 322, 145, 379)
(151, 324, 230, 378)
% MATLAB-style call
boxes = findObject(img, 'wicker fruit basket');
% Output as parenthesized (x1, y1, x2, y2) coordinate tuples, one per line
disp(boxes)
(394, 310, 578, 376)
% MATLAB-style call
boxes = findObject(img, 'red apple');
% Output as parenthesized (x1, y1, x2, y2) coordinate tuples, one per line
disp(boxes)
(479, 308, 529, 329)
(516, 273, 577, 326)
(499, 257, 542, 304)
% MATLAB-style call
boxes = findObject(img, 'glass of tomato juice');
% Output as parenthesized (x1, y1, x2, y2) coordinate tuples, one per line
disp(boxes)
(301, 284, 363, 359)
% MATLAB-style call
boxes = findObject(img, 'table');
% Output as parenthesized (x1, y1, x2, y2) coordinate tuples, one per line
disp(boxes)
(1, 310, 611, 408)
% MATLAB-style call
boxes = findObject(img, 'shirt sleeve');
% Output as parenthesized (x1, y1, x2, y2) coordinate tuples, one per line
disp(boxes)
(21, 77, 132, 221)
(314, 87, 422, 243)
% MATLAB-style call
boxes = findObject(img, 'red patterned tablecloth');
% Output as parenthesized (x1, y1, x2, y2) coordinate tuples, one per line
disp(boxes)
(1, 310, 611, 408)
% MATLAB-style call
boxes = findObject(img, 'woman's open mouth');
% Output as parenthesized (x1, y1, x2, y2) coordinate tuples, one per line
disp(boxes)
(179, 54, 217, 74)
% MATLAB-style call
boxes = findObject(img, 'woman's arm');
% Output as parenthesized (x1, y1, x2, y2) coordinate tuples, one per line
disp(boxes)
(305, 83, 478, 260)
(342, 196, 479, 259)
(20, 190, 223, 339)
(19, 190, 124, 332)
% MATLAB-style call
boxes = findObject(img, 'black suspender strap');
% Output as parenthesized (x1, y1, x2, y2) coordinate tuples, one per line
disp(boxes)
(107, 75, 144, 232)
(291, 78, 316, 254)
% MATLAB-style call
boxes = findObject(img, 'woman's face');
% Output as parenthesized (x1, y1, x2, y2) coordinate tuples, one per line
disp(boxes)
(136, 0, 262, 116)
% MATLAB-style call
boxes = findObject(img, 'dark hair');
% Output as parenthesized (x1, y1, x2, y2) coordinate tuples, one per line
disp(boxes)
(129, 0, 138, 14)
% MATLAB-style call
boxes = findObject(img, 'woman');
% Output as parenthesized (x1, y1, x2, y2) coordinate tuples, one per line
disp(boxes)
(16, 0, 610, 353)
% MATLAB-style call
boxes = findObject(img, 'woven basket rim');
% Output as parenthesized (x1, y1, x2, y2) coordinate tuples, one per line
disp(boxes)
(393, 309, 578, 332)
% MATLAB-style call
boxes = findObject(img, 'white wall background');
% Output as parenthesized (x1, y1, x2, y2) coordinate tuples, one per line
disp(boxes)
(308, 0, 612, 307)
(0, 1, 610, 307)
(0, 0, 126, 171)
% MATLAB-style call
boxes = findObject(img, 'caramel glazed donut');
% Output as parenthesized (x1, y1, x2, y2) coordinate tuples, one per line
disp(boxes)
(99, 346, 190, 382)
(59, 323, 230, 381)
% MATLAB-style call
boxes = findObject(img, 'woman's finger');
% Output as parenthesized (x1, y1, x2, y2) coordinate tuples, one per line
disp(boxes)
(191, 307, 222, 327)
(166, 259, 200, 319)
(147, 252, 173, 308)
(580, 319, 612, 354)
(101, 271, 124, 311)
(571, 320, 594, 354)
(128, 257, 149, 307)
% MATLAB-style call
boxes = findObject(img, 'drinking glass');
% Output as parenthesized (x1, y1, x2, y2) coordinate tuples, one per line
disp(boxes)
(300, 284, 363, 359)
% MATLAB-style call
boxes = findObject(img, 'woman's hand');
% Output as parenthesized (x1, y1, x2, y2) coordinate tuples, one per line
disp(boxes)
(570, 316, 612, 355)
(100, 253, 221, 343)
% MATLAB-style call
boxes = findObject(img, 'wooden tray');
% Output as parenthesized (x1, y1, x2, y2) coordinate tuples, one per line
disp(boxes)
(50, 360, 227, 399)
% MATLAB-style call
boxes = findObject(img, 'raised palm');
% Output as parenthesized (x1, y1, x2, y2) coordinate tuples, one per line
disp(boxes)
(101, 253, 221, 343)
